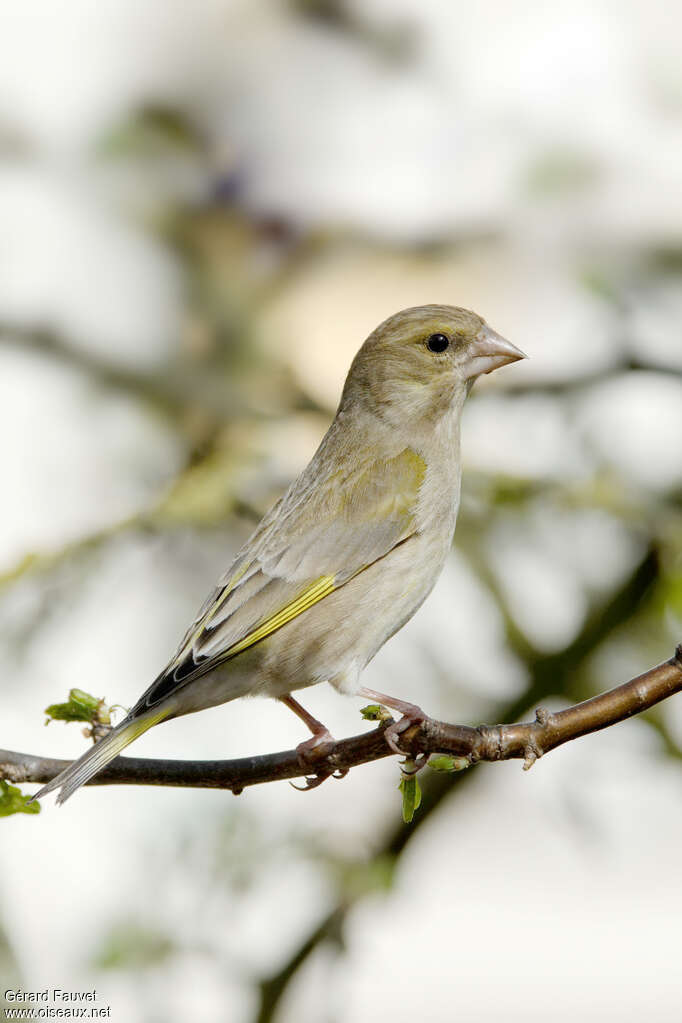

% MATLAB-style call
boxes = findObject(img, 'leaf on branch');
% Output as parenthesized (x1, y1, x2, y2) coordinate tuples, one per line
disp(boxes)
(427, 754, 470, 773)
(0, 780, 40, 817)
(360, 704, 393, 722)
(44, 688, 114, 741)
(398, 771, 422, 824)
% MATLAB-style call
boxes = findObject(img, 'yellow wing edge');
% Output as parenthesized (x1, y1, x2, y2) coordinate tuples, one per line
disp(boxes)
(225, 574, 337, 658)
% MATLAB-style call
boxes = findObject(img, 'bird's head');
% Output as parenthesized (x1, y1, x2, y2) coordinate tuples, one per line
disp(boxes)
(340, 304, 525, 425)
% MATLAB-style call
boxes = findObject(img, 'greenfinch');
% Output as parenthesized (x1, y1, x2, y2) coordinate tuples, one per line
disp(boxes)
(34, 304, 525, 804)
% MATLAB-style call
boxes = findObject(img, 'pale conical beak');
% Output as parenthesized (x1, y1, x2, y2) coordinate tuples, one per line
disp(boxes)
(463, 325, 527, 380)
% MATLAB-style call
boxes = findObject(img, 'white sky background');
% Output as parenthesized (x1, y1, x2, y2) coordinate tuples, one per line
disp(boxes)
(0, 2, 681, 1021)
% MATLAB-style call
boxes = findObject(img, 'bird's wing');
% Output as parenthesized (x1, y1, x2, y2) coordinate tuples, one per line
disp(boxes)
(131, 447, 426, 714)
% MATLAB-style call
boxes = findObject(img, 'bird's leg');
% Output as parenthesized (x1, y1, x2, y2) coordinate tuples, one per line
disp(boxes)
(358, 687, 427, 758)
(279, 694, 335, 766)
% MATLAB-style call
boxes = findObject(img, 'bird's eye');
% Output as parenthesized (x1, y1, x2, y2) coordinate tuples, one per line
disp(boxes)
(426, 333, 450, 353)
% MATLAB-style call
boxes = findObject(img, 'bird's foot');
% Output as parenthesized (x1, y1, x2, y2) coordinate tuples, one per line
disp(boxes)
(289, 728, 343, 791)
(384, 710, 427, 759)
(279, 694, 336, 770)
(295, 728, 335, 769)
(358, 688, 428, 759)
(278, 693, 339, 787)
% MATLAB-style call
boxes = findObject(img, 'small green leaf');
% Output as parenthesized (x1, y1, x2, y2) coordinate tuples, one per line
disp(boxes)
(427, 754, 470, 773)
(398, 773, 422, 824)
(44, 688, 111, 726)
(360, 704, 392, 722)
(0, 780, 41, 817)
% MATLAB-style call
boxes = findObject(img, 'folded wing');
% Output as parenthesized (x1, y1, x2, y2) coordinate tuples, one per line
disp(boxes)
(130, 447, 426, 715)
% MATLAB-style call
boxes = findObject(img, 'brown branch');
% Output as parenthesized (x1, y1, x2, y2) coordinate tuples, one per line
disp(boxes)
(2, 647, 680, 795)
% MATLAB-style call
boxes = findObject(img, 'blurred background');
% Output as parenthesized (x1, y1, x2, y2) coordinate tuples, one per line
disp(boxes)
(1, 1, 681, 1020)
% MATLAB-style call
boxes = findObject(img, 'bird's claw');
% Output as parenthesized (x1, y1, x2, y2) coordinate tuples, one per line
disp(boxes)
(289, 764, 348, 791)
(295, 730, 335, 771)
(289, 729, 342, 791)
(383, 707, 427, 757)
(290, 773, 330, 791)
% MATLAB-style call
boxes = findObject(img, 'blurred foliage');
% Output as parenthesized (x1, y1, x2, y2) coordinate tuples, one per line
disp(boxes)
(525, 150, 601, 196)
(291, 0, 414, 59)
(97, 105, 205, 161)
(93, 920, 177, 971)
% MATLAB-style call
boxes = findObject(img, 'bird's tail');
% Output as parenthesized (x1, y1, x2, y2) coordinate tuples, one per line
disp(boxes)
(31, 706, 170, 806)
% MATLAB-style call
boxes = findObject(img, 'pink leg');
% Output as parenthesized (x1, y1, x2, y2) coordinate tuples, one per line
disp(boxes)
(358, 687, 426, 755)
(279, 694, 334, 765)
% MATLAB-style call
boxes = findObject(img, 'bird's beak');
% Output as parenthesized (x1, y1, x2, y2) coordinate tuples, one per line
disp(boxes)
(462, 326, 527, 380)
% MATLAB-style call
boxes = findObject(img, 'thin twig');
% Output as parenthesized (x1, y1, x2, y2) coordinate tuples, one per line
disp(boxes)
(2, 647, 680, 795)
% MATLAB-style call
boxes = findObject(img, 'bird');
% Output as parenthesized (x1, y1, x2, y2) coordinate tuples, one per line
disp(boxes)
(33, 304, 525, 804)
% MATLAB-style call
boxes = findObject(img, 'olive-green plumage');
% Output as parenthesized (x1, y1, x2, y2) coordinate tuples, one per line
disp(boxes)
(34, 304, 525, 804)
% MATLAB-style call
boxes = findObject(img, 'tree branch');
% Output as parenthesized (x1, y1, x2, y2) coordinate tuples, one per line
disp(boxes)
(2, 647, 680, 795)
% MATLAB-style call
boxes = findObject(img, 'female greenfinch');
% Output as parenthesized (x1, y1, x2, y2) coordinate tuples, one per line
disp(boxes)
(34, 304, 524, 804)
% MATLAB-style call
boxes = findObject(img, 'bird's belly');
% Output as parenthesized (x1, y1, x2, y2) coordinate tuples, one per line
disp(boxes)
(255, 529, 451, 698)
(171, 522, 453, 713)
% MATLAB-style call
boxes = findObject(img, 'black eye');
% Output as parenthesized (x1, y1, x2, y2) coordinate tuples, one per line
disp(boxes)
(427, 333, 450, 353)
